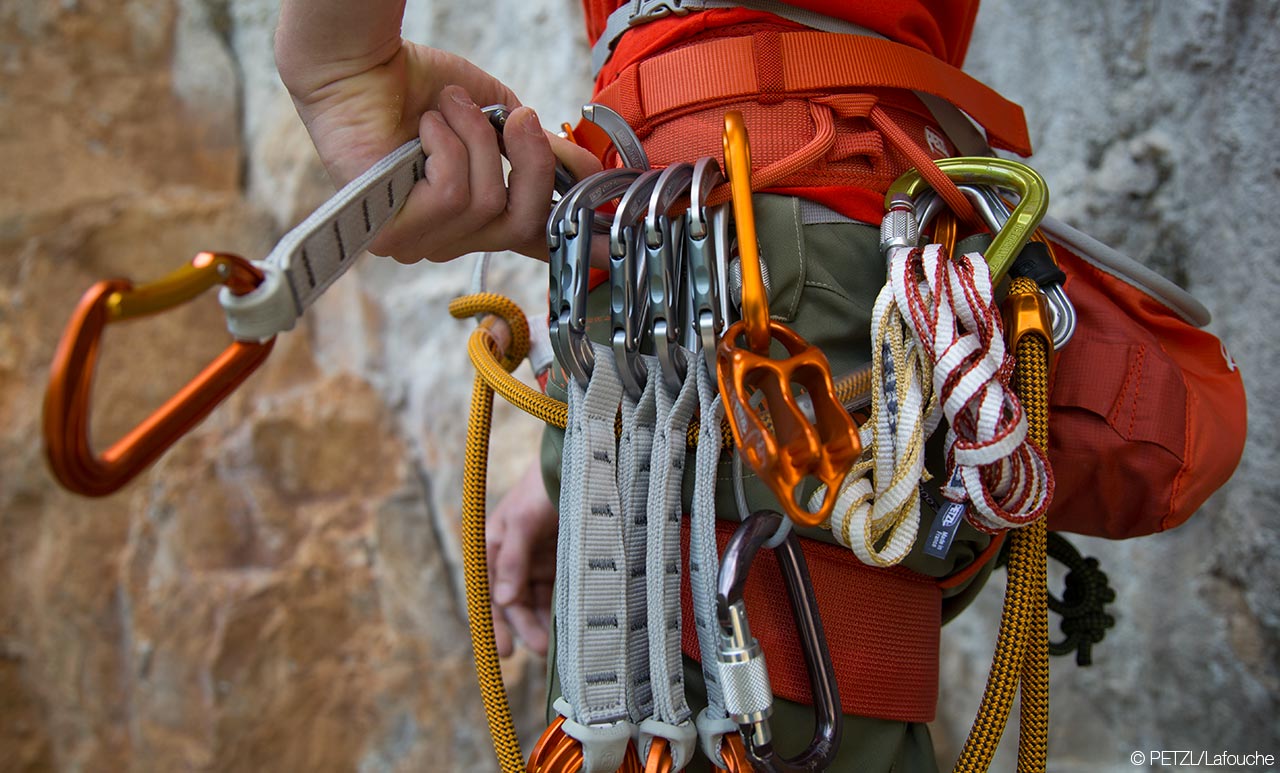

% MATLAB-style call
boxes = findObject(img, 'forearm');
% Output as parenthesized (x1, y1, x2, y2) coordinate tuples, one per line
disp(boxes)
(275, 0, 408, 101)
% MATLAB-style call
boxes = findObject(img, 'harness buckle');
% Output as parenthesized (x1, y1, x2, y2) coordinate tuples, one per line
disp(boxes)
(717, 111, 860, 528)
(44, 252, 275, 497)
(628, 0, 693, 27)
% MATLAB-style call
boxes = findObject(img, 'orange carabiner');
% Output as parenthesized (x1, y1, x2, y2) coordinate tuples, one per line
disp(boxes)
(716, 733, 753, 772)
(716, 112, 861, 527)
(526, 716, 644, 773)
(43, 252, 275, 497)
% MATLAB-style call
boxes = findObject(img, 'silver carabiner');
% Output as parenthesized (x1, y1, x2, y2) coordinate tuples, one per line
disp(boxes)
(549, 169, 643, 386)
(609, 169, 664, 397)
(646, 162, 694, 391)
(914, 186, 1077, 350)
(717, 510, 842, 772)
(685, 157, 726, 376)
(581, 103, 650, 171)
(482, 104, 577, 196)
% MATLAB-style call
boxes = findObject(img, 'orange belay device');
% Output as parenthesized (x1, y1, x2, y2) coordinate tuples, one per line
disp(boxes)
(715, 111, 861, 528)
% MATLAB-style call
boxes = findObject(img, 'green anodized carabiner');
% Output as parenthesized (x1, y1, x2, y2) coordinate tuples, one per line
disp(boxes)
(885, 157, 1049, 282)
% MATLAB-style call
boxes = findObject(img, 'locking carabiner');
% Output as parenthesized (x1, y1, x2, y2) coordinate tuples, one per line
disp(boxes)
(43, 252, 275, 496)
(716, 112, 860, 528)
(717, 510, 841, 772)
(886, 157, 1049, 283)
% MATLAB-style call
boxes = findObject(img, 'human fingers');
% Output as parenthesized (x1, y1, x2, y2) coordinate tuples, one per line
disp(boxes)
(436, 85, 510, 240)
(492, 603, 515, 658)
(547, 131, 604, 182)
(505, 602, 550, 657)
(491, 510, 537, 608)
(497, 106, 557, 258)
(366, 109, 469, 262)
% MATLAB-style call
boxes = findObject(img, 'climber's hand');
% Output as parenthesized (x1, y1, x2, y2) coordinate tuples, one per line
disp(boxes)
(274, 1, 599, 263)
(488, 460, 557, 657)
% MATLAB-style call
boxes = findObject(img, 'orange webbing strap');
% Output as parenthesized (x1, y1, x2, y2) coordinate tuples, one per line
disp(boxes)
(595, 31, 1032, 156)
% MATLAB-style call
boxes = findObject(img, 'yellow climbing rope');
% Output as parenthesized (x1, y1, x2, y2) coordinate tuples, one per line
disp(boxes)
(451, 292, 531, 773)
(953, 275, 1051, 773)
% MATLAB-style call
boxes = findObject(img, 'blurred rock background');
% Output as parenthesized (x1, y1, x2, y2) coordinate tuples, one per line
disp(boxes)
(0, 1, 1274, 771)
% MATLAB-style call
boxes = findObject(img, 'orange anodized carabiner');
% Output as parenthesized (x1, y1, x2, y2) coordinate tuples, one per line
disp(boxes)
(43, 251, 275, 497)
(716, 112, 860, 528)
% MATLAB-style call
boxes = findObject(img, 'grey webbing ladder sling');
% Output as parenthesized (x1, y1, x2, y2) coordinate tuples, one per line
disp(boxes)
(221, 140, 426, 341)
(620, 363, 661, 724)
(556, 345, 635, 773)
(639, 351, 701, 769)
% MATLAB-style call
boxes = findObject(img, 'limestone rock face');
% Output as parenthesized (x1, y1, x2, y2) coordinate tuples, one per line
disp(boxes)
(1, 1, 1275, 772)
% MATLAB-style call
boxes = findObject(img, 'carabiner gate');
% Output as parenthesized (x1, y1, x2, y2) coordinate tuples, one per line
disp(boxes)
(645, 162, 695, 391)
(43, 252, 275, 497)
(610, 169, 664, 397)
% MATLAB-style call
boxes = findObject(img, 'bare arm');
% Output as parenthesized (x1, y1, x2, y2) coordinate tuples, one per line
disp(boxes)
(275, 0, 599, 262)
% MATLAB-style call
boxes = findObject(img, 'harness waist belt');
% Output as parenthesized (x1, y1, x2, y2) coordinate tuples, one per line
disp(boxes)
(592, 0, 880, 75)
(595, 31, 1031, 156)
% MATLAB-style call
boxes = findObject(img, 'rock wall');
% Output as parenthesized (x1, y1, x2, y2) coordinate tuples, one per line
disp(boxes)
(0, 1, 1275, 772)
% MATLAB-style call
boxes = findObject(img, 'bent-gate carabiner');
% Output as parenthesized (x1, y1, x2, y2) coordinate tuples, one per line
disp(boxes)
(610, 169, 664, 397)
(44, 252, 274, 496)
(646, 161, 695, 391)
(717, 510, 842, 772)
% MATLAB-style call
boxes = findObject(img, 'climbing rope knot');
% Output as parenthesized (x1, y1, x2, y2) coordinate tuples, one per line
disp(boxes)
(1047, 532, 1116, 666)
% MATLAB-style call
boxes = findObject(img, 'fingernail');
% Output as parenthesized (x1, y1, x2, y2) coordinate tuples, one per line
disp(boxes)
(521, 108, 544, 137)
(495, 582, 515, 603)
(449, 86, 475, 108)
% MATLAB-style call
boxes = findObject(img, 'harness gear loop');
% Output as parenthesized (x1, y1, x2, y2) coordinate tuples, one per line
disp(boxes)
(717, 510, 842, 772)
(716, 111, 861, 528)
(44, 252, 274, 497)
